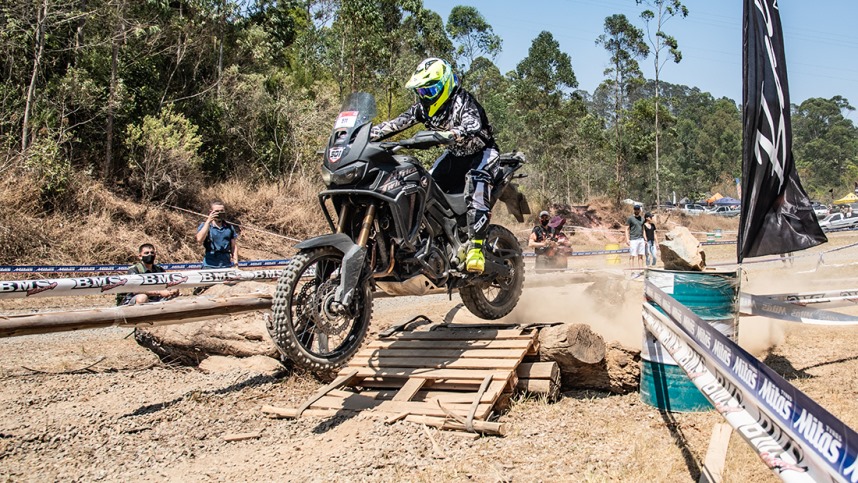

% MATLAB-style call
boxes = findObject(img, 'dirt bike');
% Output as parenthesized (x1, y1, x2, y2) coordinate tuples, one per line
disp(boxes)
(267, 92, 530, 371)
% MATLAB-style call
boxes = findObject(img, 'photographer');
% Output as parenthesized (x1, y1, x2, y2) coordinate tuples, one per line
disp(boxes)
(195, 201, 240, 269)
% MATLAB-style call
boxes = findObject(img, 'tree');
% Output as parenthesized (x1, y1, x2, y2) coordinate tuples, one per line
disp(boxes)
(792, 96, 858, 198)
(446, 5, 501, 74)
(596, 14, 649, 198)
(638, 0, 687, 207)
(508, 31, 582, 203)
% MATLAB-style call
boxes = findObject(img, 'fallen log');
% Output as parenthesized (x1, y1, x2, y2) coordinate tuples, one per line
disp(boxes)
(536, 323, 640, 394)
(0, 295, 272, 338)
(515, 362, 560, 400)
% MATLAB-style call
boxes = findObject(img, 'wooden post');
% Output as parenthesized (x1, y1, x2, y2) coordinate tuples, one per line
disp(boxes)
(0, 295, 272, 338)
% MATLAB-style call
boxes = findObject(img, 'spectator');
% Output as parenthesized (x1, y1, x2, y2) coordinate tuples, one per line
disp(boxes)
(624, 204, 645, 270)
(116, 243, 179, 306)
(643, 212, 658, 267)
(195, 201, 240, 268)
(529, 211, 555, 255)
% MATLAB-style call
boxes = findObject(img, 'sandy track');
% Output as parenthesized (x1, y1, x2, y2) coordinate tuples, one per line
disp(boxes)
(2, 238, 858, 481)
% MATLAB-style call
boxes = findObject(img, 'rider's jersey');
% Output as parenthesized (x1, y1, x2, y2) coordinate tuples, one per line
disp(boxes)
(370, 88, 495, 157)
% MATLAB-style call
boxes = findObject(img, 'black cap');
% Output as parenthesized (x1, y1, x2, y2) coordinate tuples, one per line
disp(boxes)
(633, 205, 641, 210)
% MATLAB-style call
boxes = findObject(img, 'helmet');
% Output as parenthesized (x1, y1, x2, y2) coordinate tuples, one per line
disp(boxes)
(406, 58, 458, 117)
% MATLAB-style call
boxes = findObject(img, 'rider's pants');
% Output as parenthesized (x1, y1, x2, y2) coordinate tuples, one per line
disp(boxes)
(430, 147, 500, 240)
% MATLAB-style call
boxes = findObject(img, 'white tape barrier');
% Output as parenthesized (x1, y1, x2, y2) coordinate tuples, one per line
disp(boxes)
(739, 292, 858, 325)
(0, 268, 284, 300)
(644, 282, 858, 482)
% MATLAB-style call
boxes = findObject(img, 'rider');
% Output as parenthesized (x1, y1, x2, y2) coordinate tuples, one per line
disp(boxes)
(370, 58, 499, 274)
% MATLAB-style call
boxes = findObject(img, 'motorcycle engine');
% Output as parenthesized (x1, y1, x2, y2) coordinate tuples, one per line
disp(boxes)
(426, 245, 449, 285)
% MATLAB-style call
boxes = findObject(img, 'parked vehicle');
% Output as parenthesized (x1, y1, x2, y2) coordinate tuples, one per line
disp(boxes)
(680, 203, 708, 215)
(818, 212, 858, 232)
(705, 205, 740, 217)
(811, 202, 829, 218)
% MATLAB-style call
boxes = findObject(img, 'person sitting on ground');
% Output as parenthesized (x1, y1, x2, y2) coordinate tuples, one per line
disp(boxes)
(116, 243, 179, 306)
(195, 201, 240, 268)
(529, 211, 556, 255)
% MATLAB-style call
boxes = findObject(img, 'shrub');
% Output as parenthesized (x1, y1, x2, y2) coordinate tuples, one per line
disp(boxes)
(125, 105, 203, 203)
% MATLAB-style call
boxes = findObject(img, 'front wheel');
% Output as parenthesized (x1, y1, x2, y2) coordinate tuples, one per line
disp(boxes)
(460, 225, 525, 319)
(267, 247, 372, 372)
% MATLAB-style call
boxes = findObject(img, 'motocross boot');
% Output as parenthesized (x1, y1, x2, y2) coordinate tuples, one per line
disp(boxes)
(465, 240, 485, 273)
(465, 209, 490, 274)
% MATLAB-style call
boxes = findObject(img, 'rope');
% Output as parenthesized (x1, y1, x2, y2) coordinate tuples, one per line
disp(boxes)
(167, 205, 303, 243)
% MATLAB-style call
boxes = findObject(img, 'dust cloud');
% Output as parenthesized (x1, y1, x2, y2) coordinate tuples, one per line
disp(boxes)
(504, 275, 644, 348)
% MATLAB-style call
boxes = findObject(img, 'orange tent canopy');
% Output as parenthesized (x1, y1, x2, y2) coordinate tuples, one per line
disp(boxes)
(706, 193, 724, 204)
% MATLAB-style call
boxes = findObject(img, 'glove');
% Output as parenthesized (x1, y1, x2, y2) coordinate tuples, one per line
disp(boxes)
(436, 131, 457, 144)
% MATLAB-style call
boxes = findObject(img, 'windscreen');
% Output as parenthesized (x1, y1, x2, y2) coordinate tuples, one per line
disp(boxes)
(333, 92, 376, 133)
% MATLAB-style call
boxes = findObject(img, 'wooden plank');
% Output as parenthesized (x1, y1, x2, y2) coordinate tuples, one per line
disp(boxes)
(372, 400, 494, 419)
(382, 330, 532, 341)
(353, 348, 529, 359)
(295, 369, 359, 417)
(415, 381, 506, 404)
(307, 394, 382, 411)
(339, 367, 514, 381)
(348, 356, 519, 370)
(366, 339, 534, 350)
(392, 378, 425, 402)
(698, 423, 733, 483)
(354, 373, 518, 391)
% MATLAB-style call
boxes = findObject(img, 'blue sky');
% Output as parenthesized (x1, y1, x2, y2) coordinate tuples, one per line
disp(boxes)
(422, 0, 858, 114)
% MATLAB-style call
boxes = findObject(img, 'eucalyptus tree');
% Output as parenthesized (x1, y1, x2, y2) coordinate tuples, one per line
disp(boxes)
(446, 5, 501, 75)
(637, 0, 687, 207)
(792, 96, 858, 198)
(596, 14, 649, 197)
(509, 31, 579, 202)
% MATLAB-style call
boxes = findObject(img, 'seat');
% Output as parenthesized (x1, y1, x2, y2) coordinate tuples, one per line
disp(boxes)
(442, 191, 468, 216)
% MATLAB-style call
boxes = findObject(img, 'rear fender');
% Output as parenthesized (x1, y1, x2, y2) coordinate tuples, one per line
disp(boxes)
(496, 182, 531, 223)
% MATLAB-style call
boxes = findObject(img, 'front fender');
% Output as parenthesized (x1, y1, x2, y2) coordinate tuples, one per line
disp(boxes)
(294, 233, 365, 307)
(295, 233, 357, 254)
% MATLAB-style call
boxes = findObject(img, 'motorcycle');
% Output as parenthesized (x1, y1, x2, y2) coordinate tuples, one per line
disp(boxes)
(267, 92, 530, 371)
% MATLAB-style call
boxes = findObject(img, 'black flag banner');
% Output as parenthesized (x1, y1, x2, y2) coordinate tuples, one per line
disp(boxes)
(739, 0, 826, 262)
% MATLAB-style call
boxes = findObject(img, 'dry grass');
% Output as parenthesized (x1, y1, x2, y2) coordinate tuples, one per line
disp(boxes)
(0, 170, 328, 271)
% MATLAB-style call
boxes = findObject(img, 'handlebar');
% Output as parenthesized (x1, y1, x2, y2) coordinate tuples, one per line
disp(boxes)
(378, 131, 455, 150)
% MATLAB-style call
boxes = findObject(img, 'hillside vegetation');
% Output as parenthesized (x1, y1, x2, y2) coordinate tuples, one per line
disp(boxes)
(1, 1, 852, 265)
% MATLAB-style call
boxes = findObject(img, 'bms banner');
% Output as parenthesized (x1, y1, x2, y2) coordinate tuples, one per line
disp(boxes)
(645, 282, 858, 482)
(739, 0, 826, 261)
(0, 269, 284, 299)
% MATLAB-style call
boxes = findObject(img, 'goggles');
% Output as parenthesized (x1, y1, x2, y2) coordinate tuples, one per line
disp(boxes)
(415, 79, 444, 100)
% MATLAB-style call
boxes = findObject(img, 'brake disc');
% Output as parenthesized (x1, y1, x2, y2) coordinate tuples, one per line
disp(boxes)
(311, 279, 351, 335)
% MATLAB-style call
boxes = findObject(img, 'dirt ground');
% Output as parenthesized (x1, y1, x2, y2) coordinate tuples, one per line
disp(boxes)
(2, 230, 858, 482)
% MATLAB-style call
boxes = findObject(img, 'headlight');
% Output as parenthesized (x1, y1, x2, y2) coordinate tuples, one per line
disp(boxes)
(322, 162, 367, 186)
(319, 165, 333, 185)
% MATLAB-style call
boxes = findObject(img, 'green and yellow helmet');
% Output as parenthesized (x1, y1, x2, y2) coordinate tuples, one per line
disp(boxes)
(405, 58, 458, 117)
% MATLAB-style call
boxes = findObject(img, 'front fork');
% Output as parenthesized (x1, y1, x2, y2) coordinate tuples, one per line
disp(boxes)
(333, 202, 376, 309)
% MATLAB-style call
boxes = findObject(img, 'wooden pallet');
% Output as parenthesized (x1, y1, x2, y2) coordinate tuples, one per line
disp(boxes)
(262, 323, 539, 435)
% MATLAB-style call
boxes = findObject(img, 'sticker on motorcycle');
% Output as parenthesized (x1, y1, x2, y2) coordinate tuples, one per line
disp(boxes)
(328, 147, 344, 163)
(334, 111, 359, 129)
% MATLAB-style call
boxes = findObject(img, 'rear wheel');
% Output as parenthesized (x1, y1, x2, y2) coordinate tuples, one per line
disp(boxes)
(267, 247, 372, 372)
(460, 225, 525, 319)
